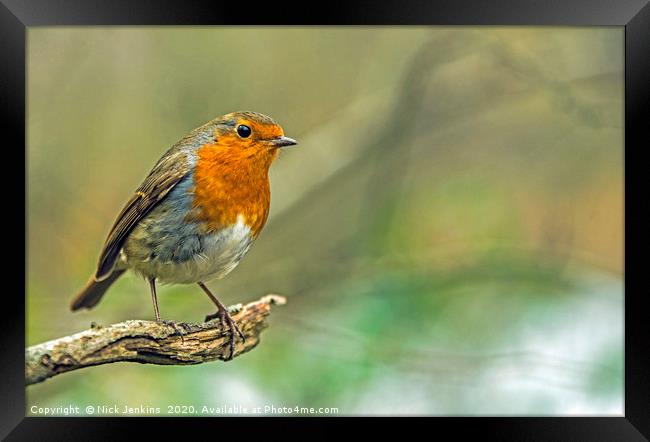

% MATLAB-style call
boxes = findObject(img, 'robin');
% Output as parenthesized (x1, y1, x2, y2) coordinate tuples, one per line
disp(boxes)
(70, 111, 297, 359)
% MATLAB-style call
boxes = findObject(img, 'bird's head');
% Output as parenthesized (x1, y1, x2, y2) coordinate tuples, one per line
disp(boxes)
(210, 111, 297, 161)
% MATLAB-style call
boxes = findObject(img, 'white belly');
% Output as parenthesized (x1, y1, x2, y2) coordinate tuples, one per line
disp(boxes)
(122, 217, 254, 284)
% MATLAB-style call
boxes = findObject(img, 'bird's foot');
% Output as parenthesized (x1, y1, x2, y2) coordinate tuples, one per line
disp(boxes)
(158, 319, 192, 342)
(204, 308, 245, 360)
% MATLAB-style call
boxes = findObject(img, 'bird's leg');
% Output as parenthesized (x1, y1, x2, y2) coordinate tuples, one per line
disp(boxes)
(198, 282, 245, 360)
(148, 277, 161, 322)
(149, 277, 187, 339)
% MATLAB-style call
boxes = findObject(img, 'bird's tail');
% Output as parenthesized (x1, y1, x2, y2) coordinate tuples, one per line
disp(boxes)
(70, 269, 126, 311)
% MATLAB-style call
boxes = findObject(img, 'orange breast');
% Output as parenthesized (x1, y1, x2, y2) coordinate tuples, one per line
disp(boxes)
(189, 143, 277, 237)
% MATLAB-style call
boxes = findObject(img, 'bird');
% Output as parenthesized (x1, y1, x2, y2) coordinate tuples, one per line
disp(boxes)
(70, 111, 297, 359)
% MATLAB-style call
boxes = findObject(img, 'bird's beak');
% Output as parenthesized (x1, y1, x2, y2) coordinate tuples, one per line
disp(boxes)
(270, 136, 298, 148)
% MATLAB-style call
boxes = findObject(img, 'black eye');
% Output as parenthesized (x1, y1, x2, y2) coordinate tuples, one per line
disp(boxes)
(237, 124, 251, 138)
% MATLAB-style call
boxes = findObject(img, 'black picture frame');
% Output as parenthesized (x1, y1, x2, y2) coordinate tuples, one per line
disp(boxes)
(2, 0, 647, 439)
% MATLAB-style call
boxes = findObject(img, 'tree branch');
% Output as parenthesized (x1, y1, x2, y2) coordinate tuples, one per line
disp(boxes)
(25, 295, 286, 386)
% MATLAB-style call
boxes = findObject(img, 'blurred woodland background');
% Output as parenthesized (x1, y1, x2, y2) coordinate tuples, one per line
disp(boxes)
(27, 27, 623, 415)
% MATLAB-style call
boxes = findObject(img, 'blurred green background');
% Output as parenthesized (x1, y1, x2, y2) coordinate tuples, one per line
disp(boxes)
(26, 27, 623, 415)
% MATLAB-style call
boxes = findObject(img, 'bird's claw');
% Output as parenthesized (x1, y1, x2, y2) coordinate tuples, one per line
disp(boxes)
(204, 308, 245, 360)
(158, 319, 191, 342)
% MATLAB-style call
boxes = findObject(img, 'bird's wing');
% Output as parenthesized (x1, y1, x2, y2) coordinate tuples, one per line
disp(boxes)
(95, 148, 192, 280)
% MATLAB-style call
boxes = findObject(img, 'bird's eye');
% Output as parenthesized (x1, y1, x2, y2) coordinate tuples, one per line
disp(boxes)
(237, 124, 252, 138)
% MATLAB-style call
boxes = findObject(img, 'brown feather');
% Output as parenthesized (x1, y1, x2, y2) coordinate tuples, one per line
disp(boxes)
(70, 269, 126, 310)
(95, 149, 191, 280)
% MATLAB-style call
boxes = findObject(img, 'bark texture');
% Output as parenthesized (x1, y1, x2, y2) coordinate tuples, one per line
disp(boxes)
(25, 295, 286, 385)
